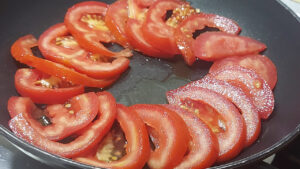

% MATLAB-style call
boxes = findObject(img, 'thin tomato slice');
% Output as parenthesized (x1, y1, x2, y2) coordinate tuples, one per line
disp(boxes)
(167, 87, 246, 162)
(8, 92, 98, 141)
(15, 68, 84, 104)
(75, 104, 150, 169)
(11, 35, 118, 88)
(211, 66, 274, 119)
(105, 0, 130, 47)
(8, 91, 117, 158)
(184, 75, 261, 147)
(209, 55, 277, 89)
(163, 104, 219, 169)
(141, 0, 185, 55)
(39, 23, 130, 79)
(130, 104, 189, 169)
(64, 1, 132, 58)
(175, 13, 241, 65)
(192, 32, 267, 61)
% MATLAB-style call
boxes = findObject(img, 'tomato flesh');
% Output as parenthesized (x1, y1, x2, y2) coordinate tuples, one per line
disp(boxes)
(211, 66, 274, 119)
(11, 35, 119, 87)
(64, 1, 132, 58)
(8, 92, 98, 141)
(8, 91, 117, 158)
(130, 104, 189, 169)
(192, 32, 267, 61)
(75, 104, 150, 169)
(182, 75, 261, 147)
(209, 55, 277, 89)
(163, 104, 219, 169)
(167, 87, 246, 162)
(15, 68, 84, 104)
(105, 0, 130, 47)
(175, 13, 241, 65)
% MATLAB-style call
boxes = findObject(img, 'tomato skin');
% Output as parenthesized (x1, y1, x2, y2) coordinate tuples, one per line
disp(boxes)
(162, 104, 219, 169)
(175, 13, 241, 65)
(105, 0, 130, 47)
(8, 91, 117, 158)
(192, 32, 267, 61)
(8, 92, 99, 141)
(167, 87, 246, 162)
(130, 104, 189, 169)
(75, 104, 150, 169)
(211, 66, 274, 119)
(181, 75, 261, 147)
(11, 35, 119, 88)
(64, 1, 132, 58)
(142, 0, 184, 55)
(209, 55, 277, 89)
(15, 68, 84, 104)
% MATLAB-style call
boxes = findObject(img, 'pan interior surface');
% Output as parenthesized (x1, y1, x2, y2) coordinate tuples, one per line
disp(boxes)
(0, 0, 300, 168)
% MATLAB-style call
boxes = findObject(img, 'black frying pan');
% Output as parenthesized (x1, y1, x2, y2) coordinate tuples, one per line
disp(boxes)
(0, 0, 300, 168)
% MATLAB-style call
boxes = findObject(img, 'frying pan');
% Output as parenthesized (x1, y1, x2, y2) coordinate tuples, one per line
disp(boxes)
(0, 0, 299, 168)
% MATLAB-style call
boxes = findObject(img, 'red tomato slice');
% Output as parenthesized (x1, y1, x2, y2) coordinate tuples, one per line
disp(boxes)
(175, 13, 241, 65)
(39, 23, 130, 79)
(75, 104, 150, 169)
(162, 104, 219, 169)
(183, 75, 261, 147)
(15, 68, 84, 104)
(167, 87, 246, 162)
(8, 91, 117, 158)
(192, 32, 267, 61)
(64, 1, 132, 58)
(130, 104, 189, 169)
(8, 92, 98, 141)
(105, 0, 130, 47)
(141, 0, 185, 55)
(11, 35, 118, 88)
(211, 66, 274, 119)
(209, 55, 277, 89)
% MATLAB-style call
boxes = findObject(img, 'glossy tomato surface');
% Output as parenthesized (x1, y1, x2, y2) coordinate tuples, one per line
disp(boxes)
(0, 0, 300, 169)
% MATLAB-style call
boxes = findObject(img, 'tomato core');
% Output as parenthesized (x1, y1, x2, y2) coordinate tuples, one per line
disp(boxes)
(81, 14, 109, 31)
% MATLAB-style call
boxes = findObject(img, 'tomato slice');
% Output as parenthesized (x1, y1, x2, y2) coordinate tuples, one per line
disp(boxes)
(175, 13, 241, 65)
(8, 91, 117, 158)
(162, 104, 219, 169)
(15, 68, 84, 104)
(39, 23, 130, 79)
(184, 75, 261, 147)
(141, 0, 186, 55)
(167, 87, 246, 162)
(134, 0, 158, 7)
(209, 55, 277, 89)
(105, 0, 130, 47)
(130, 104, 189, 169)
(11, 35, 118, 88)
(64, 1, 132, 58)
(211, 66, 274, 119)
(8, 92, 98, 141)
(75, 104, 150, 169)
(192, 32, 267, 61)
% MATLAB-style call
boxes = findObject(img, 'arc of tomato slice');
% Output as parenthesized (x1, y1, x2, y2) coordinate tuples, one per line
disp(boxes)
(8, 91, 117, 158)
(8, 92, 99, 141)
(130, 104, 189, 169)
(167, 87, 246, 162)
(211, 66, 274, 119)
(14, 68, 84, 105)
(11, 35, 119, 88)
(39, 23, 130, 79)
(175, 13, 241, 65)
(209, 54, 277, 89)
(163, 104, 219, 169)
(192, 32, 267, 61)
(75, 104, 150, 169)
(64, 1, 132, 58)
